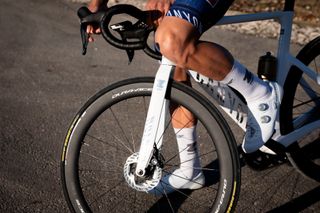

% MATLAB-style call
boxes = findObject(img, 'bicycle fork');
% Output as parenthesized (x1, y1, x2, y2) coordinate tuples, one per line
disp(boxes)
(135, 57, 174, 177)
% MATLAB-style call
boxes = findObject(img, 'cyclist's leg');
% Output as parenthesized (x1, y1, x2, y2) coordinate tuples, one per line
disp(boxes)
(155, 0, 280, 153)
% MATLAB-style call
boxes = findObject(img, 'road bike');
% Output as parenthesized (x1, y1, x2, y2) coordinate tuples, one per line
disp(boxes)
(61, 0, 320, 212)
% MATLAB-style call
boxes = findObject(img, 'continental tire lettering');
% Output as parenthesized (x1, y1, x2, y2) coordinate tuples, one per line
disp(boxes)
(62, 114, 80, 161)
(76, 199, 85, 213)
(215, 179, 227, 213)
(227, 181, 237, 213)
(112, 88, 152, 99)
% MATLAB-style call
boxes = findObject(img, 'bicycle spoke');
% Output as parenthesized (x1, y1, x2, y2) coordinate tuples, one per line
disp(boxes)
(293, 96, 320, 110)
(155, 103, 173, 149)
(162, 133, 213, 166)
(125, 99, 140, 153)
(108, 189, 131, 212)
(161, 188, 175, 213)
(85, 135, 131, 155)
(79, 150, 124, 172)
(80, 150, 110, 165)
(87, 178, 126, 208)
(79, 168, 119, 175)
(300, 77, 320, 96)
(161, 167, 219, 190)
(165, 149, 217, 167)
(110, 107, 135, 153)
(153, 100, 194, 151)
(157, 178, 216, 210)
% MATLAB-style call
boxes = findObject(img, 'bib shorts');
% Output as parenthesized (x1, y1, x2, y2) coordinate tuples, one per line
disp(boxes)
(166, 0, 235, 34)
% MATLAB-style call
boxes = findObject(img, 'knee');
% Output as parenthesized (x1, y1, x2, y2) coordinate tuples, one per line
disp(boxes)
(155, 27, 196, 68)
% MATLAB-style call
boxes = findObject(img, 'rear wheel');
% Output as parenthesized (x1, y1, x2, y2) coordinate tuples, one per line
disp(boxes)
(61, 77, 240, 212)
(281, 36, 320, 182)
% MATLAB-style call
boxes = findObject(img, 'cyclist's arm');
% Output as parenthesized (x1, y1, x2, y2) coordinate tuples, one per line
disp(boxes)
(88, 0, 108, 12)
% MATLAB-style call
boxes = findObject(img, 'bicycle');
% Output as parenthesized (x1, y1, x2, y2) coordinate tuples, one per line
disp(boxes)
(61, 1, 320, 212)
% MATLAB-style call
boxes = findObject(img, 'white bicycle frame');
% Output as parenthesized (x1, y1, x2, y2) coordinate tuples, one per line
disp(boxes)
(135, 10, 320, 176)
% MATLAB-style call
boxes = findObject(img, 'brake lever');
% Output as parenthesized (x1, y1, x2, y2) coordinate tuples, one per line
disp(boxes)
(77, 7, 91, 55)
(77, 7, 105, 55)
(80, 23, 89, 55)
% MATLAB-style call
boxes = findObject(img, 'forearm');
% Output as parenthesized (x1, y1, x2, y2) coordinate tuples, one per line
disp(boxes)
(88, 0, 108, 12)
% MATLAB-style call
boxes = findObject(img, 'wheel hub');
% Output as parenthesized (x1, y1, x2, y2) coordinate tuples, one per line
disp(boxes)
(123, 152, 162, 192)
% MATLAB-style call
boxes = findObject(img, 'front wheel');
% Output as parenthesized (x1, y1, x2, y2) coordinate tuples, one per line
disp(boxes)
(61, 77, 240, 212)
(281, 36, 320, 182)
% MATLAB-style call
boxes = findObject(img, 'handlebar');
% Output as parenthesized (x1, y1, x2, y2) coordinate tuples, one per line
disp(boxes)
(77, 4, 162, 60)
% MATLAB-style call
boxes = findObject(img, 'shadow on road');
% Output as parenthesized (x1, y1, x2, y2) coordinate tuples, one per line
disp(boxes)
(147, 143, 320, 212)
(267, 186, 320, 213)
(147, 160, 220, 212)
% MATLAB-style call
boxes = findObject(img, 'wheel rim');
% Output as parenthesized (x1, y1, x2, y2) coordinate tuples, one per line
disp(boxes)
(63, 81, 239, 212)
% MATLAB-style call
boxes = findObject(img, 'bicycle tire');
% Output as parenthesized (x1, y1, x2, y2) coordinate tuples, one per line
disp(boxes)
(281, 36, 320, 182)
(61, 77, 240, 212)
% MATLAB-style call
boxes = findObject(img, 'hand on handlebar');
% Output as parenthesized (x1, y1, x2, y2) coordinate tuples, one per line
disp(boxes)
(86, 24, 101, 42)
(86, 2, 108, 42)
(145, 0, 174, 26)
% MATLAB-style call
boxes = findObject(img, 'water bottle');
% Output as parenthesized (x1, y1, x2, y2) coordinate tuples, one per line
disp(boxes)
(257, 52, 277, 81)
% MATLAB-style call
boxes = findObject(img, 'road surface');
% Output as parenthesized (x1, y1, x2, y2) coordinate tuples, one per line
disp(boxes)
(0, 0, 319, 212)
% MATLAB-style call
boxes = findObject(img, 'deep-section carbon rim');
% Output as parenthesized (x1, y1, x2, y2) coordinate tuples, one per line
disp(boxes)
(61, 77, 240, 212)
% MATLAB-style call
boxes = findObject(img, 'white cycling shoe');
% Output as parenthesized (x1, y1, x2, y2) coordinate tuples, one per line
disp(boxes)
(148, 168, 205, 196)
(242, 82, 281, 153)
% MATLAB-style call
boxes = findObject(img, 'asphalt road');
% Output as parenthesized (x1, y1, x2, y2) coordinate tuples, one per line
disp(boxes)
(0, 0, 319, 212)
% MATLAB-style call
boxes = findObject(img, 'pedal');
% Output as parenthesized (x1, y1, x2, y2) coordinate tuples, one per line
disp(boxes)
(241, 140, 288, 171)
(263, 139, 287, 156)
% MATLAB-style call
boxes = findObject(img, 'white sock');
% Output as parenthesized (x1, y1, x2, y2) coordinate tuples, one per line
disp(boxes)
(220, 60, 271, 102)
(173, 126, 201, 179)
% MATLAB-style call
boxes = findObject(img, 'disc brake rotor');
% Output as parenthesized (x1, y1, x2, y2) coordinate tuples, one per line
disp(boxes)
(123, 152, 162, 192)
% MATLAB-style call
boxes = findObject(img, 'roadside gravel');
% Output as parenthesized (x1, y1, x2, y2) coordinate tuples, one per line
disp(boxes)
(218, 11, 320, 45)
(71, 0, 319, 45)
